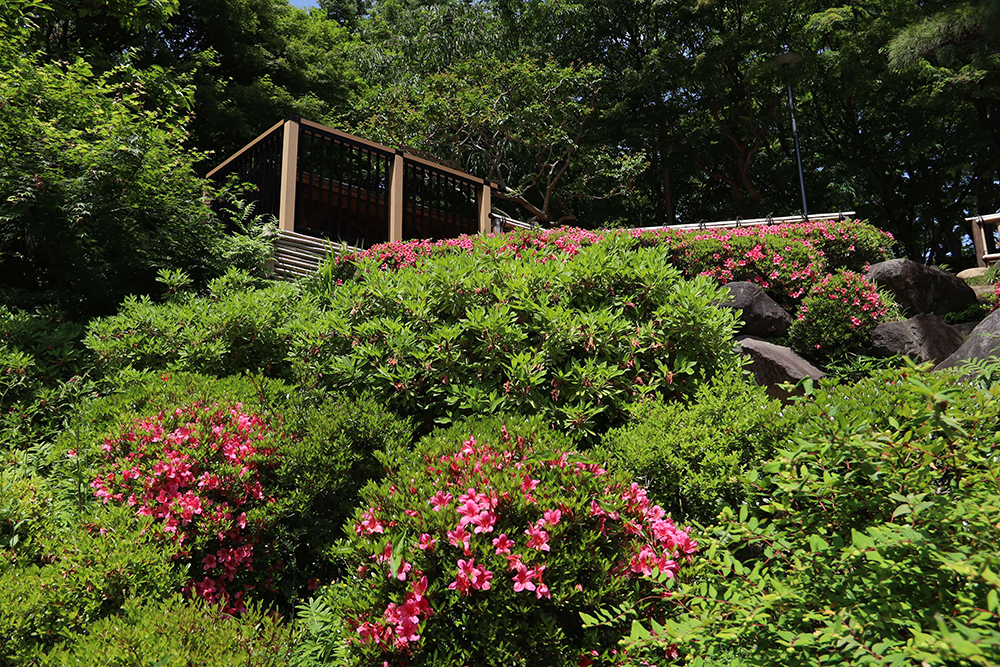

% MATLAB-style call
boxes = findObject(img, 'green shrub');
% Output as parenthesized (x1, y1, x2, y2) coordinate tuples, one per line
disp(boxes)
(84, 277, 312, 379)
(58, 371, 413, 612)
(942, 300, 991, 324)
(653, 228, 825, 310)
(599, 370, 789, 524)
(295, 415, 696, 667)
(298, 241, 739, 440)
(0, 305, 99, 454)
(41, 595, 297, 667)
(620, 369, 1000, 666)
(0, 506, 184, 665)
(788, 270, 892, 364)
(0, 306, 86, 396)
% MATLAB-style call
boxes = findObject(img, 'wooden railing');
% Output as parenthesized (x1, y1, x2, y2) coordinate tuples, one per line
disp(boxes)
(207, 117, 494, 249)
(634, 211, 857, 234)
(966, 213, 1000, 267)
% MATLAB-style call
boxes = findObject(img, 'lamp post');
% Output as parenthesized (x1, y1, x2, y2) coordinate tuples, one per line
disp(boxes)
(769, 51, 808, 218)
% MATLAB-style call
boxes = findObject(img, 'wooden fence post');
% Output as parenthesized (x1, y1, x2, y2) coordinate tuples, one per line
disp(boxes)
(389, 151, 404, 243)
(972, 217, 988, 268)
(278, 118, 300, 233)
(478, 181, 492, 235)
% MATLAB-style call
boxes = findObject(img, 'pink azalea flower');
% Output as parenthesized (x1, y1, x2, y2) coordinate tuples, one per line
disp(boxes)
(470, 510, 497, 534)
(447, 526, 471, 552)
(525, 524, 550, 552)
(542, 509, 561, 526)
(492, 533, 514, 554)
(429, 490, 453, 511)
(418, 533, 436, 551)
(512, 563, 537, 592)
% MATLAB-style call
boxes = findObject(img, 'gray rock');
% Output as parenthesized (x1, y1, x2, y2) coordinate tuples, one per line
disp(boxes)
(957, 267, 989, 281)
(721, 281, 793, 337)
(935, 309, 1000, 372)
(972, 284, 996, 301)
(870, 314, 964, 364)
(736, 336, 824, 402)
(866, 258, 978, 316)
(952, 321, 982, 340)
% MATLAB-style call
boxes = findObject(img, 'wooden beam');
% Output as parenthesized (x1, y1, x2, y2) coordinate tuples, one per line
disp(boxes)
(205, 119, 285, 180)
(389, 151, 404, 243)
(278, 118, 300, 232)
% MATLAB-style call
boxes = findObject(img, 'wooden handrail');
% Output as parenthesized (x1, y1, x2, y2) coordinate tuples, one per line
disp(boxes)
(205, 119, 285, 180)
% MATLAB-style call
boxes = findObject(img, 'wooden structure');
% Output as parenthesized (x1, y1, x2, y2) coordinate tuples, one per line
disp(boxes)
(208, 117, 495, 266)
(634, 211, 857, 234)
(966, 213, 1000, 267)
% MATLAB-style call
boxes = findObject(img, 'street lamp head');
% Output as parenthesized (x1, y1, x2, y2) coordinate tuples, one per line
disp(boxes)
(769, 51, 803, 70)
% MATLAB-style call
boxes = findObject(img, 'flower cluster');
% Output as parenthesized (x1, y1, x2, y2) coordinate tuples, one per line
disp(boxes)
(331, 421, 696, 663)
(92, 402, 279, 614)
(334, 227, 607, 273)
(788, 270, 889, 363)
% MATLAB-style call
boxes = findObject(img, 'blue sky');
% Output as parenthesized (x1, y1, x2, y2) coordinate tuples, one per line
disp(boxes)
(289, 0, 319, 8)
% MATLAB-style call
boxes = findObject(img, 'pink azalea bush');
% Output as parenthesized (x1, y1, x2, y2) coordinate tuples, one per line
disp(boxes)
(326, 220, 890, 281)
(91, 402, 281, 614)
(788, 270, 891, 364)
(318, 219, 892, 318)
(299, 417, 696, 666)
(327, 227, 606, 276)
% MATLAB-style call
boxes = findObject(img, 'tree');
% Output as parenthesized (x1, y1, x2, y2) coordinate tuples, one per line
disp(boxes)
(0, 34, 223, 315)
(346, 0, 645, 225)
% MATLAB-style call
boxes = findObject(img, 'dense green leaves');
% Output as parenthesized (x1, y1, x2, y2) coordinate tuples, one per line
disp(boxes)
(0, 40, 223, 316)
(625, 369, 1000, 665)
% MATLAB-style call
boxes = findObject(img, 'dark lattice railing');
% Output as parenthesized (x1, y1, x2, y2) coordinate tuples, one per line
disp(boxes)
(208, 118, 493, 260)
(402, 160, 480, 242)
(294, 125, 394, 248)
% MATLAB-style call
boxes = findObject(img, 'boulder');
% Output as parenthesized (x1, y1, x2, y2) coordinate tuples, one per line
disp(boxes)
(935, 309, 1000, 373)
(870, 314, 964, 364)
(866, 258, 978, 316)
(972, 284, 996, 301)
(952, 321, 982, 340)
(957, 267, 989, 281)
(736, 336, 824, 402)
(721, 281, 793, 337)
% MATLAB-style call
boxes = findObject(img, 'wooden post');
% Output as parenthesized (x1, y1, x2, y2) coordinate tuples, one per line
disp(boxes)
(478, 181, 492, 235)
(972, 217, 989, 268)
(278, 118, 300, 233)
(389, 151, 404, 243)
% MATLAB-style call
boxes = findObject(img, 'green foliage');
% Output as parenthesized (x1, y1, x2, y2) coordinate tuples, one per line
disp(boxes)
(41, 595, 298, 667)
(0, 306, 86, 405)
(297, 236, 739, 440)
(84, 277, 311, 379)
(0, 43, 224, 316)
(86, 233, 738, 441)
(822, 353, 908, 385)
(0, 506, 185, 665)
(355, 54, 644, 224)
(0, 306, 99, 453)
(789, 270, 893, 364)
(296, 415, 696, 667)
(214, 196, 280, 278)
(61, 371, 413, 611)
(942, 300, 992, 324)
(626, 369, 1000, 665)
(638, 218, 895, 309)
(599, 370, 789, 525)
